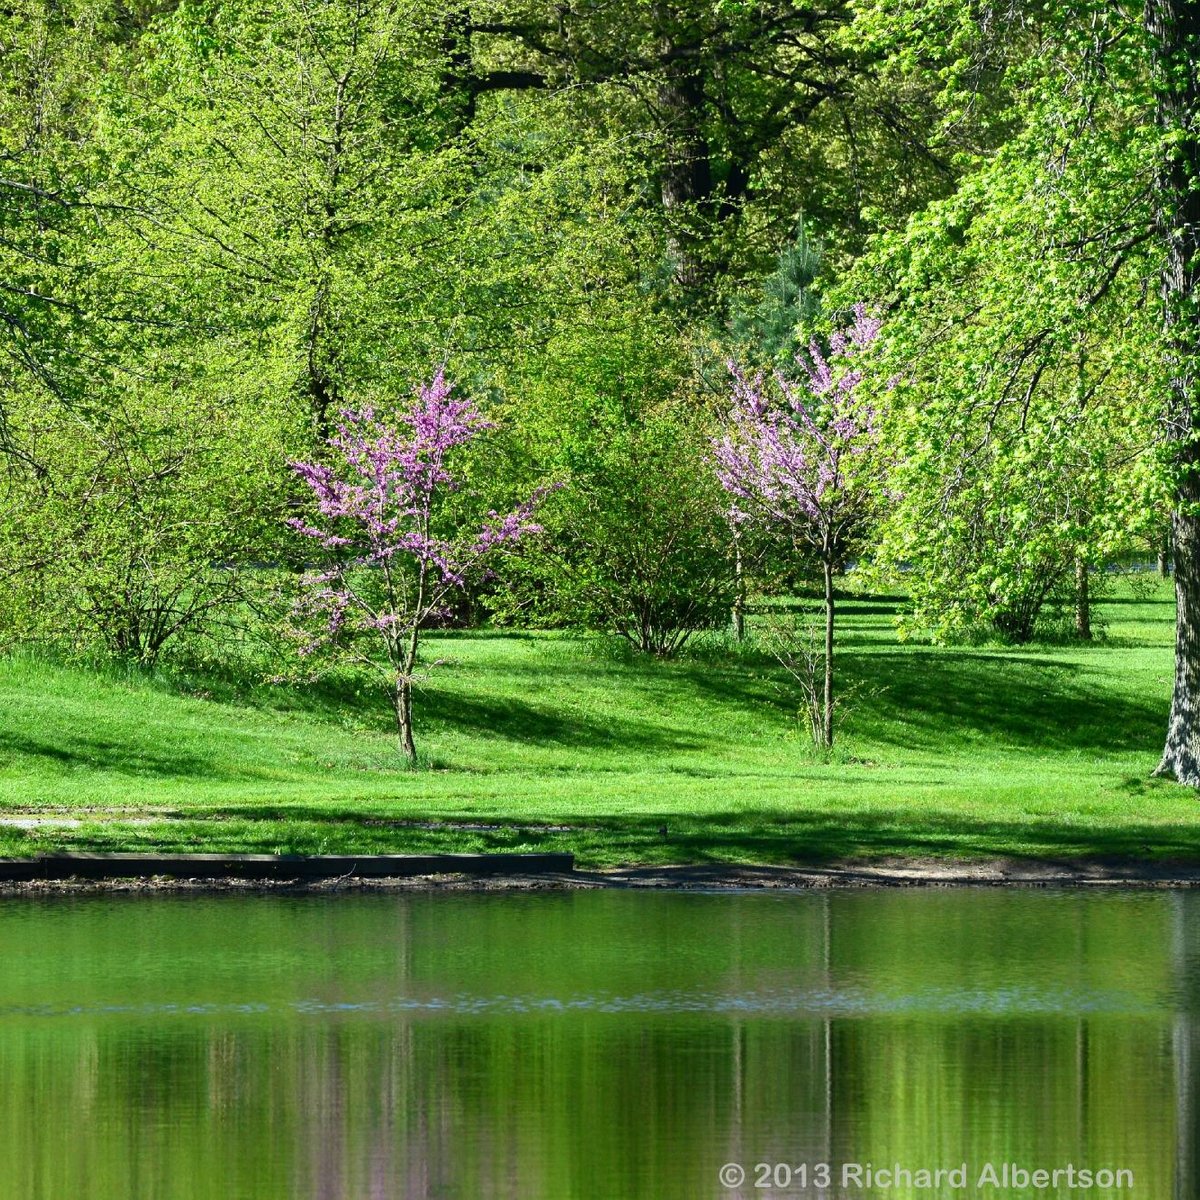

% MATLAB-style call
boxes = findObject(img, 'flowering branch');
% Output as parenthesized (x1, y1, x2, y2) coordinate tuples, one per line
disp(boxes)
(713, 303, 883, 748)
(288, 370, 549, 764)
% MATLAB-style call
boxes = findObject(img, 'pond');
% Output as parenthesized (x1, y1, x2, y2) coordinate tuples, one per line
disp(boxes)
(0, 888, 1190, 1199)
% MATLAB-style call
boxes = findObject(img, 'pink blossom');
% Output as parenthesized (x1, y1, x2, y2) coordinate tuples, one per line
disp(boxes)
(714, 306, 883, 552)
(287, 372, 549, 685)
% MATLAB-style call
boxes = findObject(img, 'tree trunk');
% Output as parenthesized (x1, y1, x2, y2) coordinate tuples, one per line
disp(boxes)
(654, 10, 712, 290)
(1075, 558, 1091, 641)
(393, 677, 416, 766)
(1160, 509, 1200, 782)
(1161, 527, 1174, 577)
(1149, 0, 1200, 784)
(732, 533, 746, 641)
(440, 4, 477, 130)
(822, 555, 835, 749)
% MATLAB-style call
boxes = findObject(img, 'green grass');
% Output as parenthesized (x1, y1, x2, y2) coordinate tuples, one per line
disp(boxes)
(0, 578, 1195, 868)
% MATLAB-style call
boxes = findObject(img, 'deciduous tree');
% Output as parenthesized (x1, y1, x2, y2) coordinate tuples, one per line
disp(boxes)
(288, 371, 545, 763)
(714, 304, 882, 746)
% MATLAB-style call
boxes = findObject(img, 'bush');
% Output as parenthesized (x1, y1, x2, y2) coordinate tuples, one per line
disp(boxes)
(484, 305, 735, 656)
(494, 397, 734, 655)
(0, 380, 289, 665)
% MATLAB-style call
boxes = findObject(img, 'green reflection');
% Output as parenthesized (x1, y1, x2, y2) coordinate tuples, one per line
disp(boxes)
(0, 890, 1189, 1198)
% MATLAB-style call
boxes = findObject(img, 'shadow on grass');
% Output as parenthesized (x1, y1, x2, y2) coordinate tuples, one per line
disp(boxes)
(836, 648, 1165, 754)
(621, 800, 1200, 865)
(0, 732, 232, 780)
(167, 660, 698, 752)
(418, 690, 700, 751)
(2, 615, 1171, 786)
(44, 791, 1200, 866)
(19, 649, 1169, 781)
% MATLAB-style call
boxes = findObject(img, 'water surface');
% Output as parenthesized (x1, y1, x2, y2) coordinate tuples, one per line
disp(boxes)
(0, 888, 1191, 1198)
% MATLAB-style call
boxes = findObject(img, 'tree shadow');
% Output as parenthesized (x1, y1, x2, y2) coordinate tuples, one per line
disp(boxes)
(837, 648, 1165, 753)
(0, 732, 243, 781)
(628, 804, 1194, 864)
(166, 594, 1166, 759)
(419, 689, 701, 751)
(49, 794, 1200, 866)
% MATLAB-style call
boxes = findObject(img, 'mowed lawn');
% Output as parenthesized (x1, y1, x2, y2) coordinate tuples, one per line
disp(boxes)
(0, 579, 1196, 867)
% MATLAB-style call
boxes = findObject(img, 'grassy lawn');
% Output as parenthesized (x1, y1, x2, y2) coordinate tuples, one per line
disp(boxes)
(0, 578, 1196, 868)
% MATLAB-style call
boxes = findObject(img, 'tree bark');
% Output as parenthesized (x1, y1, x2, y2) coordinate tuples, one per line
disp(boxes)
(822, 554, 835, 749)
(308, 361, 339, 442)
(654, 11, 713, 290)
(732, 532, 746, 641)
(1075, 558, 1091, 641)
(393, 676, 416, 767)
(1149, 0, 1200, 784)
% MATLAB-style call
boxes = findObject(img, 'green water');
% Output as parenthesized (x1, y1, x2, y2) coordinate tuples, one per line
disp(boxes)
(0, 888, 1191, 1199)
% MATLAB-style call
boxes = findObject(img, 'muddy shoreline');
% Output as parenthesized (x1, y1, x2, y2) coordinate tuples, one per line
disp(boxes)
(5, 858, 1200, 895)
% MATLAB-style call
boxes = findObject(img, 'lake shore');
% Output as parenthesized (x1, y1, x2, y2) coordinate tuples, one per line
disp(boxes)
(7, 857, 1200, 894)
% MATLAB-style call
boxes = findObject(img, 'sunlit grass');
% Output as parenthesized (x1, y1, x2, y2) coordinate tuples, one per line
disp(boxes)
(0, 576, 1193, 867)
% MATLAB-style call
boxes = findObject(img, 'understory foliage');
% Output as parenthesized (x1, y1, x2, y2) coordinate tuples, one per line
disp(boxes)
(0, 379, 287, 665)
(489, 306, 736, 657)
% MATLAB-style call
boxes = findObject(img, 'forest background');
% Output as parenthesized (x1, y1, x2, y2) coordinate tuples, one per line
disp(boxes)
(1, 0, 1197, 866)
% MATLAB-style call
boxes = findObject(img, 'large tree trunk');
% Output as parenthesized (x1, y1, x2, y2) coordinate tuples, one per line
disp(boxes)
(1161, 506, 1200, 782)
(1149, 0, 1200, 785)
(654, 10, 713, 290)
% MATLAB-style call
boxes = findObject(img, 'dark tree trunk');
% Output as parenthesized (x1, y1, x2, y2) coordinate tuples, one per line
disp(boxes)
(1075, 559, 1091, 641)
(440, 4, 477, 131)
(655, 12, 713, 290)
(822, 555, 835, 749)
(1161, 527, 1174, 577)
(308, 365, 338, 442)
(392, 677, 416, 767)
(1149, 0, 1200, 784)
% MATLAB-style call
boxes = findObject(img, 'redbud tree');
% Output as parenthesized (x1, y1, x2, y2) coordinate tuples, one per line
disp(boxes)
(288, 371, 546, 765)
(713, 305, 883, 748)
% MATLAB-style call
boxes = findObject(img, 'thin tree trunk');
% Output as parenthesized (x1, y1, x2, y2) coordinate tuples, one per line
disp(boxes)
(393, 677, 416, 766)
(1161, 527, 1174, 577)
(823, 555, 835, 749)
(1148, 0, 1200, 784)
(732, 533, 746, 641)
(1075, 558, 1091, 640)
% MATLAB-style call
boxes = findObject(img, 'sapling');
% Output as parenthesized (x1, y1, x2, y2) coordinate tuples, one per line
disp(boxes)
(714, 305, 882, 748)
(288, 370, 546, 764)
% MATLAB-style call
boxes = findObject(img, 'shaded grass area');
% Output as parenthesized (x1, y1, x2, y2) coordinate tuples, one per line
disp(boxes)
(0, 579, 1194, 868)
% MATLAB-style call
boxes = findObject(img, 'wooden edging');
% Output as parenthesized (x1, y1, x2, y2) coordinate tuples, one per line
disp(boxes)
(0, 851, 575, 882)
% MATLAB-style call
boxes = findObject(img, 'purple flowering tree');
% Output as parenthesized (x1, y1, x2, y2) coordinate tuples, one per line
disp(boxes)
(288, 370, 545, 764)
(713, 305, 882, 747)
